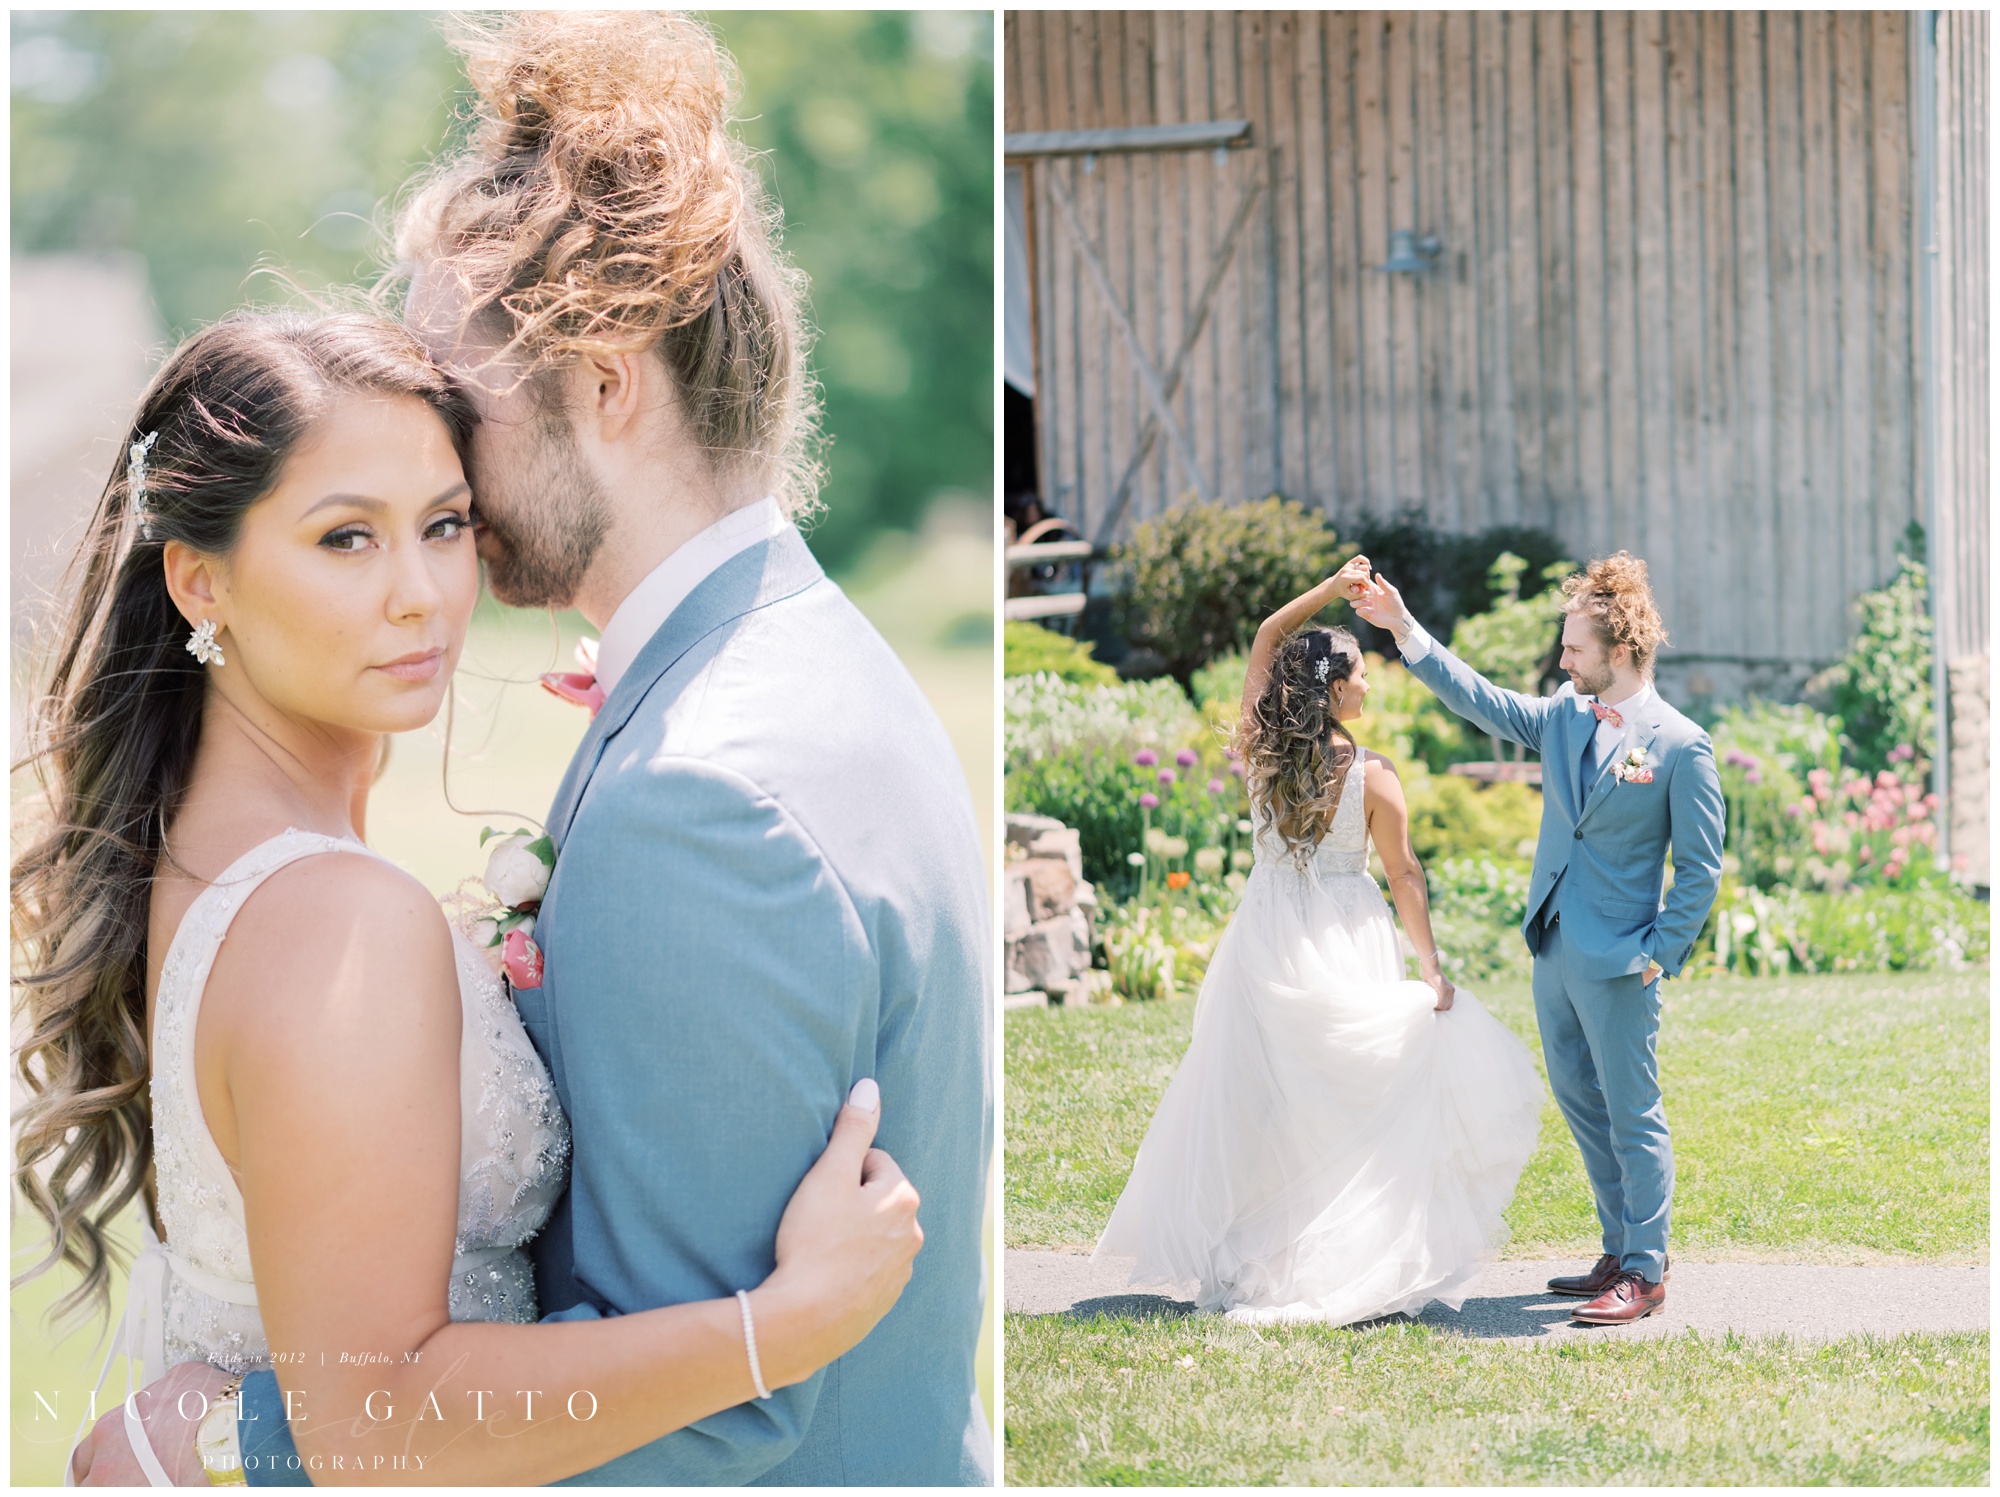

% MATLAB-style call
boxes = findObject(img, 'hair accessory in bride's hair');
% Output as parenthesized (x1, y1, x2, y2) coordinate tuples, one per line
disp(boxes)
(127, 430, 160, 531)
(1315, 656, 1332, 683)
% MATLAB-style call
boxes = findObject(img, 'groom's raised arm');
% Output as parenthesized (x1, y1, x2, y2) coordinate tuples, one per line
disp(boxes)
(1393, 620, 1559, 755)
(534, 755, 874, 1486)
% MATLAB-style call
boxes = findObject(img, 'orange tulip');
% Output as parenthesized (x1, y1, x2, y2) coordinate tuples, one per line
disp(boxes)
(1166, 871, 1191, 890)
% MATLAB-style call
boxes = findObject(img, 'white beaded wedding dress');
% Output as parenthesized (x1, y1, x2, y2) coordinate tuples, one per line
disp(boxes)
(1094, 752, 1545, 1326)
(145, 829, 571, 1374)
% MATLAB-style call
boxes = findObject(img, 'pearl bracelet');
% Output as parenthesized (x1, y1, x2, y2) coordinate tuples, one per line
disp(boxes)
(736, 1289, 773, 1401)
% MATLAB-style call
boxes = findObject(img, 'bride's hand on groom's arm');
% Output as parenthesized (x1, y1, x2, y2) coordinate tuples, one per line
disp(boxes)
(756, 1080, 922, 1388)
(69, 1360, 229, 1486)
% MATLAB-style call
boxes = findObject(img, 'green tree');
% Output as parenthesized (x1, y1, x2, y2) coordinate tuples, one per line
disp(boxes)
(10, 10, 991, 574)
(1449, 553, 1573, 759)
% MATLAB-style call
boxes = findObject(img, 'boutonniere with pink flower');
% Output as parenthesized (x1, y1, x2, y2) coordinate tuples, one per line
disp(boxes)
(1612, 747, 1654, 785)
(467, 827, 555, 988)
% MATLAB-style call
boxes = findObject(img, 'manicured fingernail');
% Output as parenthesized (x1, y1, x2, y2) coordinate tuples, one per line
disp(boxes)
(848, 1078, 880, 1113)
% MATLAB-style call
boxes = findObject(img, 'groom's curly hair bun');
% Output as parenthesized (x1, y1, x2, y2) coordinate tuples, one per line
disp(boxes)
(396, 10, 820, 519)
(1562, 550, 1669, 675)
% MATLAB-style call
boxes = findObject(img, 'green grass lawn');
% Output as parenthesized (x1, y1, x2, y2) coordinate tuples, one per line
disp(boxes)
(1006, 969, 1989, 1262)
(1004, 967, 1990, 1485)
(1004, 1315, 1990, 1485)
(11, 511, 997, 1485)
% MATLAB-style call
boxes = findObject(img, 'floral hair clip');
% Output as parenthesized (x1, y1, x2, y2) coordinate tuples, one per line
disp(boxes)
(128, 430, 160, 529)
(1315, 657, 1332, 683)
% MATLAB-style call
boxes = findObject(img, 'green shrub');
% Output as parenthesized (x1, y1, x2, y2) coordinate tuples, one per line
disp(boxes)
(1426, 856, 1536, 987)
(1004, 674, 1251, 896)
(1189, 650, 1250, 712)
(1349, 511, 1573, 648)
(1004, 673, 1206, 772)
(1115, 495, 1347, 685)
(1400, 769, 1543, 865)
(1003, 620, 1118, 684)
(1694, 879, 1989, 976)
(1812, 546, 1935, 779)
(1348, 654, 1477, 775)
(1448, 552, 1574, 695)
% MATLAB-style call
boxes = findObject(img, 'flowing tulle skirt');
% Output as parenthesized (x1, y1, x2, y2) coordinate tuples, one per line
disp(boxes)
(1094, 862, 1545, 1325)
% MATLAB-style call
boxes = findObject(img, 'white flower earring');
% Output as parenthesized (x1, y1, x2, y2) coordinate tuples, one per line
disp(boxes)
(186, 619, 225, 667)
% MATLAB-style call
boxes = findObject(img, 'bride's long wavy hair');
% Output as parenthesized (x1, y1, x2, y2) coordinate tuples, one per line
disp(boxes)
(10, 312, 475, 1325)
(1239, 626, 1363, 871)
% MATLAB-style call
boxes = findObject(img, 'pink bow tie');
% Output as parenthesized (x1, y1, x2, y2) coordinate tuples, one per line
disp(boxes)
(1590, 700, 1623, 728)
(541, 671, 605, 716)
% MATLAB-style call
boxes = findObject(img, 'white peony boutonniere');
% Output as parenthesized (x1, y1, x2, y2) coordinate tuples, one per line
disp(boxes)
(1612, 747, 1654, 785)
(469, 826, 555, 988)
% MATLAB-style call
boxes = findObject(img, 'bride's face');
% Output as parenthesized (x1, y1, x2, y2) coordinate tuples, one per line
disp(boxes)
(194, 393, 477, 736)
(1331, 654, 1368, 722)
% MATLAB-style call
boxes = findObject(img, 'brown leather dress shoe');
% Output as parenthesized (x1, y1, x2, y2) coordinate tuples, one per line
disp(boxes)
(1546, 1254, 1622, 1297)
(1570, 1270, 1666, 1325)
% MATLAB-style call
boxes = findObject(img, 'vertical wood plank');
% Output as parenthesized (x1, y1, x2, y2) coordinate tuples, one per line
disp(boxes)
(1663, 11, 1705, 650)
(1599, 10, 1642, 567)
(1568, 11, 1608, 557)
(1328, 11, 1366, 522)
(1506, 12, 1548, 526)
(1296, 10, 1338, 516)
(1268, 10, 1308, 504)
(1729, 10, 1775, 666)
(1477, 11, 1520, 525)
(1833, 12, 1876, 609)
(1355, 10, 1393, 515)
(1799, 11, 1841, 660)
(1764, 9, 1808, 661)
(1440, 9, 1482, 530)
(1868, 12, 1914, 580)
(1385, 12, 1424, 508)
(1631, 12, 1672, 579)
(1536, 11, 1579, 537)
(1698, 10, 1739, 663)
(1412, 8, 1451, 519)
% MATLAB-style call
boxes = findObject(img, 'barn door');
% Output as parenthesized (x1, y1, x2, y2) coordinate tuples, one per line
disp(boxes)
(1028, 143, 1268, 545)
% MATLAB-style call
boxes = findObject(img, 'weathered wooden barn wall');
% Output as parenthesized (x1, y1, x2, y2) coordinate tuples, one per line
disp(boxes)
(1928, 9, 1989, 881)
(1006, 11, 1925, 687)
(1931, 8, 1988, 668)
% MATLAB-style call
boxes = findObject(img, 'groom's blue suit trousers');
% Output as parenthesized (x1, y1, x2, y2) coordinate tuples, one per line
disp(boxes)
(1530, 915, 1672, 1282)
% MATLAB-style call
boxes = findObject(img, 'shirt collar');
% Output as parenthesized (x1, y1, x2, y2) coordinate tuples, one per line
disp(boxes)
(1596, 679, 1656, 722)
(591, 497, 789, 695)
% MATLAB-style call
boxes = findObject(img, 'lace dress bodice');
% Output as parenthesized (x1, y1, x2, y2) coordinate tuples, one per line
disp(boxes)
(1250, 750, 1374, 881)
(150, 830, 570, 1374)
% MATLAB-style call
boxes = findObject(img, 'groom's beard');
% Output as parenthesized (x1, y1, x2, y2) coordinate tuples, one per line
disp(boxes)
(477, 414, 612, 609)
(1568, 660, 1616, 698)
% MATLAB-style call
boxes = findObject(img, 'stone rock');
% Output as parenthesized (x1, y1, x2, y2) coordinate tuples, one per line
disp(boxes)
(1026, 826, 1084, 880)
(1004, 989, 1049, 1010)
(1074, 879, 1099, 912)
(1005, 812, 1065, 854)
(1003, 864, 1033, 937)
(1018, 856, 1076, 923)
(1015, 915, 1082, 989)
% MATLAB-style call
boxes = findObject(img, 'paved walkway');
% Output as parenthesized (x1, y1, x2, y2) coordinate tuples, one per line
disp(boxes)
(1006, 1250, 1989, 1344)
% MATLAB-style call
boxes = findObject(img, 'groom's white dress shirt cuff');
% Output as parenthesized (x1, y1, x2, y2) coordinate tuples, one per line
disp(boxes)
(1397, 620, 1436, 664)
(593, 496, 790, 695)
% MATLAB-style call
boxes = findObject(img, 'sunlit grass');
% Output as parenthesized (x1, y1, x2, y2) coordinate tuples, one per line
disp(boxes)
(1006, 969, 1989, 1260)
(1004, 1314, 1990, 1485)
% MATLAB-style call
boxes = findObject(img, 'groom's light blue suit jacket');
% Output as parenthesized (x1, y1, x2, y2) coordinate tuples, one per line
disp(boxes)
(239, 529, 991, 1486)
(1402, 634, 1725, 981)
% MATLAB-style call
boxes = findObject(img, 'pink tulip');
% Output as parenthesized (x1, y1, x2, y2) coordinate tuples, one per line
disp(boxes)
(1134, 749, 1159, 767)
(502, 929, 544, 989)
(1207, 779, 1226, 794)
(1158, 768, 1177, 786)
(1140, 792, 1160, 810)
(1176, 749, 1198, 768)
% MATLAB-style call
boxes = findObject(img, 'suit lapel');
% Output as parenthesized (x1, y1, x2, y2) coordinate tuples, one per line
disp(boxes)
(1568, 704, 1597, 818)
(1576, 704, 1664, 832)
(543, 528, 825, 847)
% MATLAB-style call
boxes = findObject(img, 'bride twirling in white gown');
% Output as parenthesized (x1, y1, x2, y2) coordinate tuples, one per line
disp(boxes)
(1096, 560, 1545, 1326)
